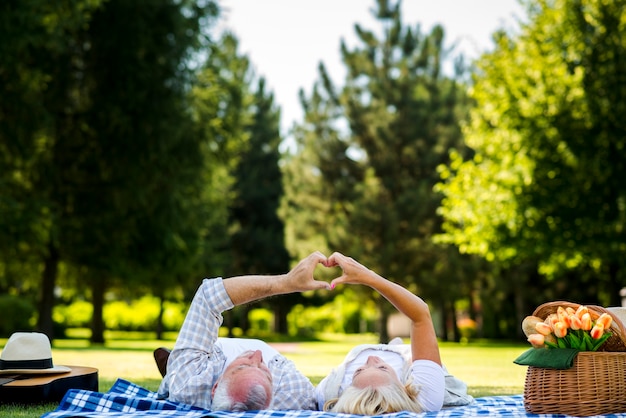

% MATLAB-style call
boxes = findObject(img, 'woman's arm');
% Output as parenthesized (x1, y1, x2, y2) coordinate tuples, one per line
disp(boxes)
(326, 252, 441, 366)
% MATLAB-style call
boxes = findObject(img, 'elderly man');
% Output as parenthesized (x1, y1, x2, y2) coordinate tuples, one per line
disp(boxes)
(157, 252, 331, 411)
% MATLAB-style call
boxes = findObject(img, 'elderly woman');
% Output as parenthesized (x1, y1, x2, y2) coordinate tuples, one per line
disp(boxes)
(316, 252, 446, 414)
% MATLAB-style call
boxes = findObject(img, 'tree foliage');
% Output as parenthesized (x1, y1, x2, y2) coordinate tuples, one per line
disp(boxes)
(282, 0, 473, 341)
(437, 0, 626, 306)
(0, 0, 220, 341)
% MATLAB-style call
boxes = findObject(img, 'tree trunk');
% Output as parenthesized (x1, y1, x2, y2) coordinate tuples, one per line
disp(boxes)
(377, 298, 390, 343)
(240, 305, 250, 333)
(225, 310, 234, 337)
(90, 277, 106, 344)
(156, 292, 164, 340)
(274, 303, 288, 334)
(439, 298, 449, 341)
(449, 301, 460, 342)
(38, 240, 59, 341)
(609, 262, 621, 307)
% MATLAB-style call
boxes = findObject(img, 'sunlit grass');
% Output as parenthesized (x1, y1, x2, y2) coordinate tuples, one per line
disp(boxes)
(0, 334, 529, 417)
(439, 341, 528, 397)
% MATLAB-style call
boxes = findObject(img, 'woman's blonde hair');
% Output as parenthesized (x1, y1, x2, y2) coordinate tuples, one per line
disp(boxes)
(324, 381, 423, 414)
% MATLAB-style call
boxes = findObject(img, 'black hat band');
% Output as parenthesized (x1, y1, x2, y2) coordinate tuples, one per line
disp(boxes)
(0, 358, 53, 370)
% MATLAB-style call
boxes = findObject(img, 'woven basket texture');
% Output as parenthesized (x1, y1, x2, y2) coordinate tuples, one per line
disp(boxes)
(523, 301, 626, 416)
(524, 352, 626, 416)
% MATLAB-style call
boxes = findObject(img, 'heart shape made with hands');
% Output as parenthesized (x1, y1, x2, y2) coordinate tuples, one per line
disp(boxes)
(314, 262, 342, 276)
(312, 256, 347, 290)
(301, 251, 361, 290)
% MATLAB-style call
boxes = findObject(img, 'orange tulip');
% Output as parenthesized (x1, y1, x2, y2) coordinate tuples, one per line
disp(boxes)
(535, 321, 553, 336)
(581, 313, 593, 331)
(546, 314, 560, 329)
(554, 321, 568, 338)
(527, 333, 545, 348)
(569, 314, 582, 330)
(590, 323, 605, 339)
(557, 307, 570, 327)
(576, 305, 589, 319)
(566, 307, 576, 316)
(596, 313, 613, 329)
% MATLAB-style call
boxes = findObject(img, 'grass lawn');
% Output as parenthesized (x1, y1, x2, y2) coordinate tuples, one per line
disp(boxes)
(0, 333, 529, 417)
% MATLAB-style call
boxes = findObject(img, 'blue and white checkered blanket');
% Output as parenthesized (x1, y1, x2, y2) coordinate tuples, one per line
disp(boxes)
(41, 378, 626, 418)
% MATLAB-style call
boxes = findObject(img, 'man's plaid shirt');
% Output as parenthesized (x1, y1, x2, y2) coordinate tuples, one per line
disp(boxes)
(157, 277, 317, 411)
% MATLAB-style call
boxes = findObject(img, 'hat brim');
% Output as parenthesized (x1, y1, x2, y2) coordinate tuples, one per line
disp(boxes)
(0, 365, 71, 375)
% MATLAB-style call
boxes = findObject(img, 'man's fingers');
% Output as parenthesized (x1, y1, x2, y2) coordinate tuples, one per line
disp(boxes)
(314, 279, 332, 290)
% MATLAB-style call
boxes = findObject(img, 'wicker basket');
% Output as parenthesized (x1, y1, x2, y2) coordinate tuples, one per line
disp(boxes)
(525, 352, 626, 416)
(523, 301, 626, 416)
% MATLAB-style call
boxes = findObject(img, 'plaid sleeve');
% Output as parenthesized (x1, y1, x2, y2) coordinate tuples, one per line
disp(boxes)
(269, 357, 317, 410)
(159, 278, 233, 410)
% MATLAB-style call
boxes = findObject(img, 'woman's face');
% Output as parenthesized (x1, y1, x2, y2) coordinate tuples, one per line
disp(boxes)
(351, 355, 401, 388)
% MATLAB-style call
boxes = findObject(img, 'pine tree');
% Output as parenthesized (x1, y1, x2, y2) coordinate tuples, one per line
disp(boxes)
(284, 0, 472, 341)
(230, 78, 291, 333)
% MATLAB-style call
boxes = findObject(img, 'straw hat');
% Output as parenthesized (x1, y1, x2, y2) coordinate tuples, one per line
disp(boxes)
(0, 332, 71, 374)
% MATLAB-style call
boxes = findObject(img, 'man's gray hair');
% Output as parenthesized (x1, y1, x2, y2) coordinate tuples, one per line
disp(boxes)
(211, 379, 270, 411)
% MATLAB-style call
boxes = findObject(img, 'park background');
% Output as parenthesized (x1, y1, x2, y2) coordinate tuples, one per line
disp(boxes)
(1, 0, 625, 360)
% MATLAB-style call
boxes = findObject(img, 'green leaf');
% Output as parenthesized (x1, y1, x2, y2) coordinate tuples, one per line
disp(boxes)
(545, 341, 559, 349)
(583, 334, 594, 351)
(591, 333, 612, 352)
(568, 333, 582, 350)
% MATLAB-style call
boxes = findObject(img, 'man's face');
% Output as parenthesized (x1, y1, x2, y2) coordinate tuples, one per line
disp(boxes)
(215, 350, 272, 405)
(351, 355, 401, 389)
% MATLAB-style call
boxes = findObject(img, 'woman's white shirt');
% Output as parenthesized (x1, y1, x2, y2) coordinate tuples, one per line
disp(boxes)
(316, 348, 445, 411)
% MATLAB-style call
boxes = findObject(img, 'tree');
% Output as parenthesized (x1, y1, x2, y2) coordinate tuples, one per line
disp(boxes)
(0, 0, 219, 341)
(193, 31, 293, 334)
(437, 0, 626, 310)
(282, 0, 472, 341)
(75, 0, 219, 343)
(0, 0, 107, 339)
(230, 78, 292, 333)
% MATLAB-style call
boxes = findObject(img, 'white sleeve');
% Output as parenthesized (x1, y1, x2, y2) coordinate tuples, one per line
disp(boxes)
(410, 360, 446, 412)
(314, 374, 329, 410)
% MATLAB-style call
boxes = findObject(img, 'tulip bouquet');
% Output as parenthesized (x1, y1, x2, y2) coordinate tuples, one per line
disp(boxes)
(523, 305, 613, 351)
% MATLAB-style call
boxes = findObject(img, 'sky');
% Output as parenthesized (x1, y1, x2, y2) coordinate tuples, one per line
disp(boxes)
(215, 0, 525, 141)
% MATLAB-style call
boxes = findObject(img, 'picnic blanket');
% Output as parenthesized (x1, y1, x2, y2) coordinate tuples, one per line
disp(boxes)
(42, 378, 626, 418)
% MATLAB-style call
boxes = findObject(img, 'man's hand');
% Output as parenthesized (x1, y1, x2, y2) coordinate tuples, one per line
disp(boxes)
(282, 251, 332, 293)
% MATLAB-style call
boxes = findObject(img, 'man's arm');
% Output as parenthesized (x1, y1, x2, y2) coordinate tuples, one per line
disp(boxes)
(223, 251, 331, 305)
(160, 251, 330, 408)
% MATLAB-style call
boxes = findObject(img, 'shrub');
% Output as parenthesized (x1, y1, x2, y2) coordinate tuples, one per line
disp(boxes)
(0, 295, 35, 336)
(249, 308, 273, 332)
(54, 300, 93, 328)
(54, 297, 187, 332)
(161, 301, 187, 331)
(287, 290, 377, 336)
(104, 296, 160, 331)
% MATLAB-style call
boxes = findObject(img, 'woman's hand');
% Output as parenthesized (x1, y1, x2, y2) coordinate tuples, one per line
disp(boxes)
(326, 251, 442, 365)
(325, 252, 378, 288)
